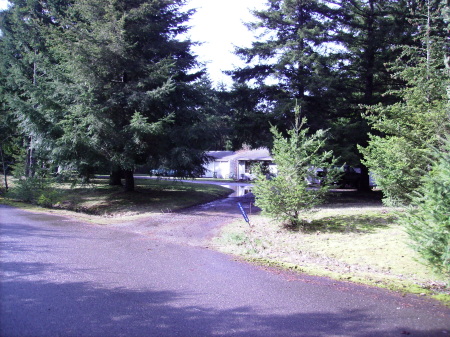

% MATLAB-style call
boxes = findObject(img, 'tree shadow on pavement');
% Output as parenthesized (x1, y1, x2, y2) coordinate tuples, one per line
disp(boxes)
(1, 268, 448, 337)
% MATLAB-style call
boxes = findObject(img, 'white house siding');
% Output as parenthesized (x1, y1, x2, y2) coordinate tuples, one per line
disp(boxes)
(203, 148, 274, 180)
(269, 163, 278, 175)
(237, 161, 247, 180)
(204, 160, 230, 178)
(203, 162, 215, 178)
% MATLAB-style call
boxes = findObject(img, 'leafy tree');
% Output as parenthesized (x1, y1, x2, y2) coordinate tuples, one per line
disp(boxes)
(400, 138, 450, 279)
(253, 105, 339, 228)
(359, 0, 449, 205)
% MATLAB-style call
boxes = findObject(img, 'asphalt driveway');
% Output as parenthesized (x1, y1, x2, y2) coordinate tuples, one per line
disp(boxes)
(1, 202, 449, 336)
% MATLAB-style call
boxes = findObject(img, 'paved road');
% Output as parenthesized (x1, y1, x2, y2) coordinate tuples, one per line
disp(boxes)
(1, 203, 449, 337)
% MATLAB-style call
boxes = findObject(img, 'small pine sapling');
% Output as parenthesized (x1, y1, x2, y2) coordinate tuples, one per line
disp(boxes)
(252, 106, 340, 229)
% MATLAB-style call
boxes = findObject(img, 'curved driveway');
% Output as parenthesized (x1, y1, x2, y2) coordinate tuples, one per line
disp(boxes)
(1, 201, 449, 337)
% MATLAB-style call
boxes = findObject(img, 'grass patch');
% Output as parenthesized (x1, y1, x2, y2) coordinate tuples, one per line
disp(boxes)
(2, 177, 232, 223)
(214, 204, 450, 306)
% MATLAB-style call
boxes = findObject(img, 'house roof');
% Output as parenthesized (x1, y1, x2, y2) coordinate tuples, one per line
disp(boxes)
(206, 151, 236, 161)
(206, 148, 272, 161)
(235, 148, 272, 161)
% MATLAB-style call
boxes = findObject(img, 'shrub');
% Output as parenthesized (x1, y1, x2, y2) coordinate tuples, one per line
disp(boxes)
(10, 175, 58, 207)
(253, 109, 339, 229)
(10, 176, 47, 203)
(360, 135, 427, 205)
(400, 138, 450, 279)
(37, 190, 60, 208)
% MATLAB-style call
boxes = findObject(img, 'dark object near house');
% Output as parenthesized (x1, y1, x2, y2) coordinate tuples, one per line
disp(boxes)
(338, 166, 361, 188)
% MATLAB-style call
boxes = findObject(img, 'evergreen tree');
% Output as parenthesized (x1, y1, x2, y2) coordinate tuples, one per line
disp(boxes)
(360, 0, 449, 204)
(224, 82, 272, 149)
(0, 0, 69, 178)
(400, 138, 450, 279)
(253, 105, 339, 228)
(229, 0, 416, 192)
(230, 0, 339, 132)
(52, 0, 207, 190)
(1, 0, 211, 191)
(329, 0, 416, 190)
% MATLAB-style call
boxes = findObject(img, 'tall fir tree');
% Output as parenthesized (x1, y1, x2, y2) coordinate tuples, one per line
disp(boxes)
(1, 0, 211, 191)
(54, 0, 209, 190)
(1, 1, 55, 177)
(328, 0, 416, 190)
(360, 0, 450, 204)
(230, 0, 339, 132)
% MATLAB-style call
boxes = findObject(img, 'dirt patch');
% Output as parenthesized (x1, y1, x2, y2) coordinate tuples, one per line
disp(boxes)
(109, 193, 257, 247)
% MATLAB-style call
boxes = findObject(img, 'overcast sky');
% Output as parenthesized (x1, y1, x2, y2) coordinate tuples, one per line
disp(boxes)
(0, 0, 263, 87)
(184, 0, 263, 86)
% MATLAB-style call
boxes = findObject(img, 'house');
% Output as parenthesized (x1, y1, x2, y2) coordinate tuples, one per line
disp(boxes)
(203, 148, 276, 180)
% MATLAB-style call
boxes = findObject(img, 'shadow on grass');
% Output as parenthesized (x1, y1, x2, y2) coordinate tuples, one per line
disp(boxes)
(51, 180, 232, 215)
(288, 213, 398, 234)
(324, 190, 384, 205)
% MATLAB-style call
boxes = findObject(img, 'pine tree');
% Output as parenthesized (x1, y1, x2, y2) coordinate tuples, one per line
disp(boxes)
(400, 138, 450, 279)
(52, 0, 207, 190)
(231, 0, 339, 132)
(253, 105, 339, 228)
(359, 0, 449, 204)
(0, 0, 68, 178)
(329, 0, 416, 190)
(2, 0, 211, 191)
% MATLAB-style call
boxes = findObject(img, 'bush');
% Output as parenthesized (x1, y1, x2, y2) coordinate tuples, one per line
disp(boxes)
(10, 175, 58, 207)
(400, 139, 450, 279)
(360, 135, 427, 205)
(37, 190, 60, 207)
(253, 111, 339, 229)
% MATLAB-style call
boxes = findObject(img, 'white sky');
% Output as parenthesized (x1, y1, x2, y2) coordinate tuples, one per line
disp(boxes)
(184, 0, 263, 87)
(0, 0, 263, 87)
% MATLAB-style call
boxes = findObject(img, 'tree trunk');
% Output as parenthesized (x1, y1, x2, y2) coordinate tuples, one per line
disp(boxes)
(124, 170, 135, 192)
(358, 164, 372, 192)
(0, 145, 8, 192)
(109, 167, 123, 186)
(358, 0, 375, 193)
(25, 136, 35, 178)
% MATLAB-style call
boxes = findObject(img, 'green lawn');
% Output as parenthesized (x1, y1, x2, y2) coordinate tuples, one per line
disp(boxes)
(214, 204, 450, 305)
(2, 177, 232, 223)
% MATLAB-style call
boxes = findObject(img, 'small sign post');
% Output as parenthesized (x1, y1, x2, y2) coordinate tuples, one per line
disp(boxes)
(237, 202, 256, 251)
(237, 202, 250, 224)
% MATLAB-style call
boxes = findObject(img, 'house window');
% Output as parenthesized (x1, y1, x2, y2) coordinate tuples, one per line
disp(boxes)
(245, 161, 270, 174)
(245, 161, 253, 173)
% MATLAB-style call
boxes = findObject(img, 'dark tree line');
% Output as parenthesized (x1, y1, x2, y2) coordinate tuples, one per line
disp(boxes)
(211, 0, 448, 194)
(0, 0, 215, 191)
(1, 0, 449, 197)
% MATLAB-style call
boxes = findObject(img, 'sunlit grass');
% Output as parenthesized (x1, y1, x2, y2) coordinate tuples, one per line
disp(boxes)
(214, 205, 449, 304)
